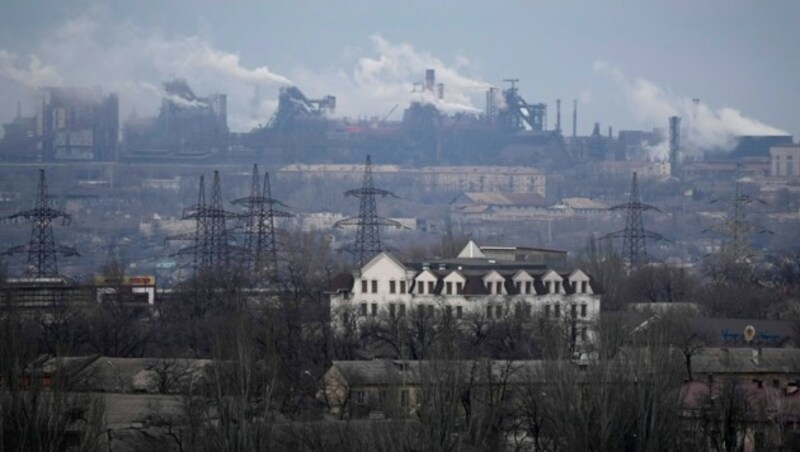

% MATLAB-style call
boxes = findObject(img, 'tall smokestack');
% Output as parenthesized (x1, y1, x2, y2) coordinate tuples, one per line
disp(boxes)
(425, 69, 435, 91)
(669, 116, 681, 177)
(572, 99, 577, 137)
(437, 83, 444, 100)
(556, 99, 561, 133)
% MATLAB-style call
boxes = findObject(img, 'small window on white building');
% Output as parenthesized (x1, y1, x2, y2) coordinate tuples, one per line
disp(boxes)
(554, 304, 561, 318)
(496, 305, 502, 318)
(360, 303, 367, 316)
(417, 282, 424, 295)
(495, 282, 503, 294)
(546, 281, 552, 292)
(544, 305, 551, 318)
(398, 304, 406, 317)
(554, 281, 561, 293)
(400, 280, 407, 294)
(456, 306, 463, 318)
(581, 281, 588, 293)
(361, 280, 368, 293)
(486, 305, 493, 319)
(389, 303, 396, 318)
(581, 304, 587, 318)
(456, 282, 463, 293)
(525, 281, 532, 294)
(446, 281, 453, 295)
(371, 280, 378, 293)
(371, 303, 378, 316)
(390, 280, 396, 294)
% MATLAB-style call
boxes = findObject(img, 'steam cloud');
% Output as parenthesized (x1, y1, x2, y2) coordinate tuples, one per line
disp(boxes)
(0, 7, 489, 133)
(594, 60, 787, 159)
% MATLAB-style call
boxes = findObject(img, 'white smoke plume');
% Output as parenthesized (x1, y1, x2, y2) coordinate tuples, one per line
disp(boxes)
(0, 6, 291, 132)
(594, 60, 787, 158)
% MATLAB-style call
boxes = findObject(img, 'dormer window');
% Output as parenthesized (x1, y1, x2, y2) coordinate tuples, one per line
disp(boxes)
(525, 281, 532, 294)
(428, 281, 435, 294)
(545, 281, 552, 292)
(418, 282, 425, 295)
(581, 281, 588, 293)
(554, 281, 561, 293)
(456, 282, 463, 293)
(495, 282, 502, 294)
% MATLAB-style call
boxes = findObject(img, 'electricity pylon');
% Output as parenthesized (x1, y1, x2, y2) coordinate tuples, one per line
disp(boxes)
(334, 154, 403, 266)
(3, 169, 78, 277)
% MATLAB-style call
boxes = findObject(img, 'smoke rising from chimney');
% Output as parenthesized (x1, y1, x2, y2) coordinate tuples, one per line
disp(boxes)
(594, 60, 787, 159)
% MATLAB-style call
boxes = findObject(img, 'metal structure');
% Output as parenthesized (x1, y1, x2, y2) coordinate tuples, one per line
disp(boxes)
(334, 155, 403, 266)
(603, 172, 666, 268)
(3, 169, 79, 277)
(704, 174, 769, 266)
(498, 79, 546, 132)
(167, 171, 237, 275)
(233, 164, 292, 277)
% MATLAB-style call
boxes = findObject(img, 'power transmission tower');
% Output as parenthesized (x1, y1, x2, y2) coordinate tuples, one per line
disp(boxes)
(232, 164, 292, 278)
(3, 169, 79, 277)
(167, 171, 237, 276)
(703, 174, 770, 278)
(334, 154, 403, 266)
(603, 172, 666, 269)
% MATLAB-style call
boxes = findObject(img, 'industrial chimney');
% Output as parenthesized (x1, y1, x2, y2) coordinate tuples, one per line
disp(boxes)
(425, 69, 435, 91)
(556, 99, 561, 133)
(669, 116, 681, 177)
(572, 99, 577, 137)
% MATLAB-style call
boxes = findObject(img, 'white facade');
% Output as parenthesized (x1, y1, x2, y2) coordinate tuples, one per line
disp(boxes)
(329, 251, 601, 344)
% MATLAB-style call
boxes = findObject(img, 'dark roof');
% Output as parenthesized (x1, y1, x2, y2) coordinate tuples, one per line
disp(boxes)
(692, 348, 800, 374)
(462, 277, 490, 295)
(327, 274, 355, 293)
(689, 318, 799, 348)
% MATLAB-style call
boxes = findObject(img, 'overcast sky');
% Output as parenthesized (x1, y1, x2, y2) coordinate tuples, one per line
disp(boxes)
(0, 0, 797, 143)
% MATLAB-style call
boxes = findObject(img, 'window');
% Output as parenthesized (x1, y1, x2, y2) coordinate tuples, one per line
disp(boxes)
(554, 281, 561, 293)
(571, 304, 577, 319)
(546, 281, 552, 292)
(486, 305, 493, 319)
(428, 281, 435, 294)
(400, 389, 409, 409)
(525, 281, 532, 294)
(361, 280, 368, 293)
(525, 303, 532, 318)
(446, 305, 452, 317)
(417, 281, 424, 295)
(446, 282, 453, 295)
(495, 306, 502, 318)
(554, 304, 561, 318)
(398, 304, 406, 317)
(371, 303, 378, 316)
(515, 281, 521, 292)
(360, 303, 367, 316)
(400, 280, 406, 294)
(371, 280, 378, 293)
(390, 280, 396, 294)
(495, 282, 503, 294)
(356, 390, 367, 405)
(581, 281, 588, 293)
(581, 304, 587, 318)
(427, 305, 434, 316)
(389, 303, 396, 318)
(581, 327, 587, 342)
(545, 305, 551, 318)
(456, 306, 463, 319)
(456, 282, 463, 293)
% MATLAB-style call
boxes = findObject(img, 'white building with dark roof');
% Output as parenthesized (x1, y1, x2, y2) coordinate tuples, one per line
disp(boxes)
(328, 241, 602, 346)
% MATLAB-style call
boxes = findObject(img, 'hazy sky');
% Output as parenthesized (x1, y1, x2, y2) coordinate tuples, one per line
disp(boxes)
(0, 0, 797, 143)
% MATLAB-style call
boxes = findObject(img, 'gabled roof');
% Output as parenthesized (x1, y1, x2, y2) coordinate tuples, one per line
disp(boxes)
(457, 240, 486, 259)
(462, 277, 490, 295)
(361, 251, 406, 275)
(327, 273, 355, 293)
